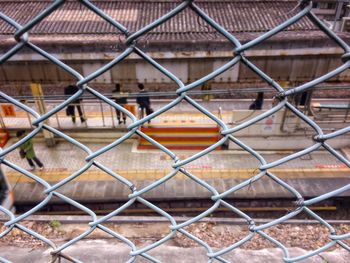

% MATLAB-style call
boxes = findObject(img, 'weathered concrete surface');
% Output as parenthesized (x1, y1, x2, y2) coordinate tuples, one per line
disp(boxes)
(0, 240, 348, 263)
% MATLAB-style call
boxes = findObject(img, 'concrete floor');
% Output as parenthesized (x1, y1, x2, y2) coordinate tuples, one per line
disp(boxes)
(0, 242, 348, 263)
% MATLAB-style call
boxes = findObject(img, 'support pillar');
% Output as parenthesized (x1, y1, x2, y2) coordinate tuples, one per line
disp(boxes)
(30, 83, 55, 147)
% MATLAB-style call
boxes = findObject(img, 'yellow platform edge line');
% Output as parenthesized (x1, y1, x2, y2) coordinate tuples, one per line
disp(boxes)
(4, 168, 349, 184)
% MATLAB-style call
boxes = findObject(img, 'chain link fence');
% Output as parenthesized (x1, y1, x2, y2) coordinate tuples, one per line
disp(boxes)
(0, 0, 350, 262)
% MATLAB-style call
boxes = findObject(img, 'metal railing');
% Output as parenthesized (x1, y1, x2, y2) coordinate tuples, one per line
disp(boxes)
(0, 0, 350, 262)
(0, 100, 136, 129)
(1, 98, 349, 131)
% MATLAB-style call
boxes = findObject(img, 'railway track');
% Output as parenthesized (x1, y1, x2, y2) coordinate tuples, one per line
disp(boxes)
(14, 197, 350, 219)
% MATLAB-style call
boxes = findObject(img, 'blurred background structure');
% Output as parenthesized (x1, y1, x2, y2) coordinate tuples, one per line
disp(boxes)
(0, 0, 350, 96)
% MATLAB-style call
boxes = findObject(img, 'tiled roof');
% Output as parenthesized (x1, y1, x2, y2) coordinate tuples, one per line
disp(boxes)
(0, 0, 316, 44)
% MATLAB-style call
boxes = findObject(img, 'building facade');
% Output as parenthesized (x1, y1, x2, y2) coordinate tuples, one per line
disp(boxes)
(0, 0, 349, 96)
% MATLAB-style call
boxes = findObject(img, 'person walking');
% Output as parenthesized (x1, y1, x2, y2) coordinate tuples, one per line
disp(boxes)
(136, 83, 152, 120)
(16, 130, 44, 171)
(64, 85, 86, 124)
(112, 83, 128, 125)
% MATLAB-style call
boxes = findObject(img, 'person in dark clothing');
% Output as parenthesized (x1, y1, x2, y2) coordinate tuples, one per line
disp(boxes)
(249, 92, 264, 110)
(64, 85, 86, 124)
(112, 83, 128, 125)
(136, 83, 152, 120)
(16, 130, 44, 171)
(299, 91, 308, 106)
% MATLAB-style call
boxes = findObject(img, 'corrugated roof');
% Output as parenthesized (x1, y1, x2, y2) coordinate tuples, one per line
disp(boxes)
(0, 0, 315, 42)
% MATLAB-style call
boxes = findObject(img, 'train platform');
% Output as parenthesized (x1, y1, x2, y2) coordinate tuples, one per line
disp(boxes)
(2, 139, 350, 203)
(1, 99, 349, 205)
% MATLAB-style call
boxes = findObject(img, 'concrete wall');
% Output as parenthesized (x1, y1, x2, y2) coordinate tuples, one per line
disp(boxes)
(0, 46, 348, 87)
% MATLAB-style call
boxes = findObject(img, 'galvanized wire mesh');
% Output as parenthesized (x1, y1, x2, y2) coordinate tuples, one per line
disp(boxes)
(0, 0, 350, 262)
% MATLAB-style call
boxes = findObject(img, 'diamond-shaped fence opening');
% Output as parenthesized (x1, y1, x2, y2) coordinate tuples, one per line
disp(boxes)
(0, 0, 350, 262)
